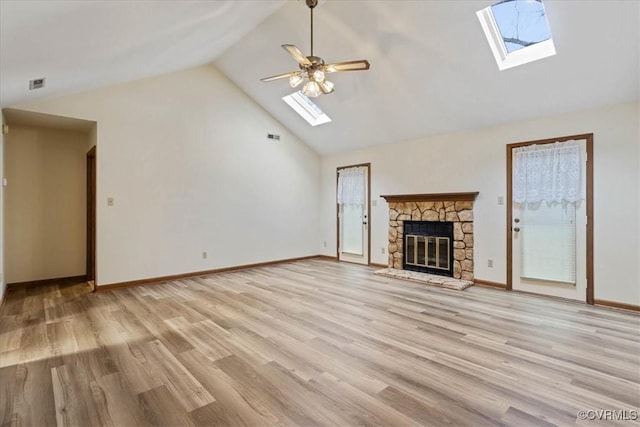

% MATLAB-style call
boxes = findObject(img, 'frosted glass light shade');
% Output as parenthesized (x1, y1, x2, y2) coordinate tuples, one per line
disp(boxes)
(302, 81, 321, 97)
(289, 74, 304, 88)
(312, 70, 325, 82)
(319, 80, 334, 94)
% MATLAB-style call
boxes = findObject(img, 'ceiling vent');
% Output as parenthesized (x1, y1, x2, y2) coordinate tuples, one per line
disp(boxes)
(29, 78, 46, 90)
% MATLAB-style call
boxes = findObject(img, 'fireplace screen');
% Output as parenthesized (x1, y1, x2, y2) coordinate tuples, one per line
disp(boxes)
(405, 235, 450, 271)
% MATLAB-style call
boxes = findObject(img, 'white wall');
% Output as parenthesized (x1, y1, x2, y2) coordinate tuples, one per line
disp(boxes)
(320, 102, 640, 306)
(16, 65, 320, 286)
(5, 125, 88, 283)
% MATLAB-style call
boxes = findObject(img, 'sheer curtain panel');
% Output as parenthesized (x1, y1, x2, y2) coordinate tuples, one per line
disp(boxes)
(513, 140, 583, 205)
(337, 167, 365, 206)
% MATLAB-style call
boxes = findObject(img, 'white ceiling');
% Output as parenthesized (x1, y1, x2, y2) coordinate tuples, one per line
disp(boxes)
(2, 1, 638, 156)
(0, 0, 286, 107)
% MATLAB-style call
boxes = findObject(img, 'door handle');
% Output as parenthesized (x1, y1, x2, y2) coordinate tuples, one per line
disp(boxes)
(363, 221, 368, 225)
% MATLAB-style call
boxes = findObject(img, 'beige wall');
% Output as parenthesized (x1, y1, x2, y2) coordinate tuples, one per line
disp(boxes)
(320, 102, 640, 306)
(0, 112, 5, 300)
(5, 125, 88, 283)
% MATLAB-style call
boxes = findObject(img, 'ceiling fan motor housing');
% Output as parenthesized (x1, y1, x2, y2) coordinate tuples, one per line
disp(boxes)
(301, 56, 325, 69)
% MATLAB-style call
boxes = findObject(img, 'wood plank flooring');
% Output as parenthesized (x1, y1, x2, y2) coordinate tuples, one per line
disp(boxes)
(1, 259, 639, 426)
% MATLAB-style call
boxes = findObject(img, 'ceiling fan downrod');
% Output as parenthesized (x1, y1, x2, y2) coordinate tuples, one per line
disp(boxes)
(306, 0, 318, 57)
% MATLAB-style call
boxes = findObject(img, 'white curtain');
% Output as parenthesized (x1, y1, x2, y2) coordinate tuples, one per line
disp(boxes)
(337, 167, 365, 205)
(513, 140, 583, 204)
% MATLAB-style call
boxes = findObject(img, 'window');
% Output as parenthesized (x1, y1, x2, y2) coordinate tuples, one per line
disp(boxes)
(477, 0, 555, 70)
(282, 91, 331, 126)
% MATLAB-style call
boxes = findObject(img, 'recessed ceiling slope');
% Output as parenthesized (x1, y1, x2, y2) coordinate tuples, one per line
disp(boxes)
(216, 1, 639, 156)
(0, 0, 286, 107)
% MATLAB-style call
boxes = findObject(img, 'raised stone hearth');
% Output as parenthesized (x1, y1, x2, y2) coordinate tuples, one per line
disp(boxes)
(374, 268, 473, 290)
(381, 193, 478, 281)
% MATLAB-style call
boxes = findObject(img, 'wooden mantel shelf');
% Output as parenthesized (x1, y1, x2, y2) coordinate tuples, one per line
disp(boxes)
(380, 192, 479, 203)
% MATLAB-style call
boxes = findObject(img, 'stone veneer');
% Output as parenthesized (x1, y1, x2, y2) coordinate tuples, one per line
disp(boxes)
(386, 199, 476, 281)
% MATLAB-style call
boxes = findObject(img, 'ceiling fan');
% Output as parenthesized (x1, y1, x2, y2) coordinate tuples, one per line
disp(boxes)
(260, 0, 370, 97)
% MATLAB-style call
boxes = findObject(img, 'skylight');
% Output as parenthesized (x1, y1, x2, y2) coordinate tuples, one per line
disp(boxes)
(477, 0, 555, 70)
(282, 91, 332, 127)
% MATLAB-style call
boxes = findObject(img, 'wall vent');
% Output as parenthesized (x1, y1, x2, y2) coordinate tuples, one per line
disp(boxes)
(267, 133, 281, 141)
(29, 78, 46, 90)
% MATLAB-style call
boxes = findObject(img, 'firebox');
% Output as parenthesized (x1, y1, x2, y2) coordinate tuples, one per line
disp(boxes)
(403, 221, 454, 277)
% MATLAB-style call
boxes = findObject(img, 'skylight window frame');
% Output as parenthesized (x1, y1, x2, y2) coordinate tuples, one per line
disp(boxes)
(282, 91, 332, 127)
(477, 1, 556, 71)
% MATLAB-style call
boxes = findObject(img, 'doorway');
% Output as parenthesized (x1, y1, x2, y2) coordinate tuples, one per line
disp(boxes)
(506, 134, 594, 303)
(86, 146, 96, 289)
(336, 163, 370, 265)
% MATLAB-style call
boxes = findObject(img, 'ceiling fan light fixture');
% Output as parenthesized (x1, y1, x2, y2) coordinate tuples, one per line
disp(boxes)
(302, 80, 321, 97)
(289, 74, 304, 88)
(319, 80, 334, 94)
(260, 0, 369, 97)
(312, 70, 325, 82)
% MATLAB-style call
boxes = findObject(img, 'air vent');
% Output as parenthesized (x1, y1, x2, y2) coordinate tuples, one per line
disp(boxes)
(267, 133, 281, 141)
(29, 78, 46, 90)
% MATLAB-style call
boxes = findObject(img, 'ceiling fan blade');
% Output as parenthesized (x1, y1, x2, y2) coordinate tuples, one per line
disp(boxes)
(282, 44, 312, 67)
(260, 71, 300, 82)
(324, 60, 371, 73)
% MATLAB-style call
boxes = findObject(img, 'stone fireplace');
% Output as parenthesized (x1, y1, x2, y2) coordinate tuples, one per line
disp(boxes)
(381, 193, 478, 281)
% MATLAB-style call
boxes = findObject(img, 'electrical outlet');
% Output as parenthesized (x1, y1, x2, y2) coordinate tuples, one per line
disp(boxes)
(323, 241, 327, 247)
(107, 197, 114, 206)
(372, 200, 377, 207)
(487, 259, 494, 268)
(381, 247, 385, 254)
(497, 196, 504, 205)
(202, 251, 208, 259)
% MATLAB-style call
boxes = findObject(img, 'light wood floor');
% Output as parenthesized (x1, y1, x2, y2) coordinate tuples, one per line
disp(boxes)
(1, 259, 639, 426)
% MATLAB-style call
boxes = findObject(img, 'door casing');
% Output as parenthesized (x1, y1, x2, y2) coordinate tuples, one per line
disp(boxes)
(336, 163, 371, 265)
(86, 146, 96, 289)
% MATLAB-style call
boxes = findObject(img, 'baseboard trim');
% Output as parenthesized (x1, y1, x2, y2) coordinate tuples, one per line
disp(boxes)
(315, 255, 338, 262)
(370, 263, 388, 269)
(594, 299, 640, 312)
(96, 255, 324, 292)
(474, 279, 507, 289)
(7, 275, 88, 289)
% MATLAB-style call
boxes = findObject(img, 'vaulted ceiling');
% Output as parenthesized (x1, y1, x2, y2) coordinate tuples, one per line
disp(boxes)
(2, 1, 638, 155)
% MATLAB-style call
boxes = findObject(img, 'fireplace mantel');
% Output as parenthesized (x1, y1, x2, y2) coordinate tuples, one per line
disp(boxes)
(380, 192, 479, 203)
